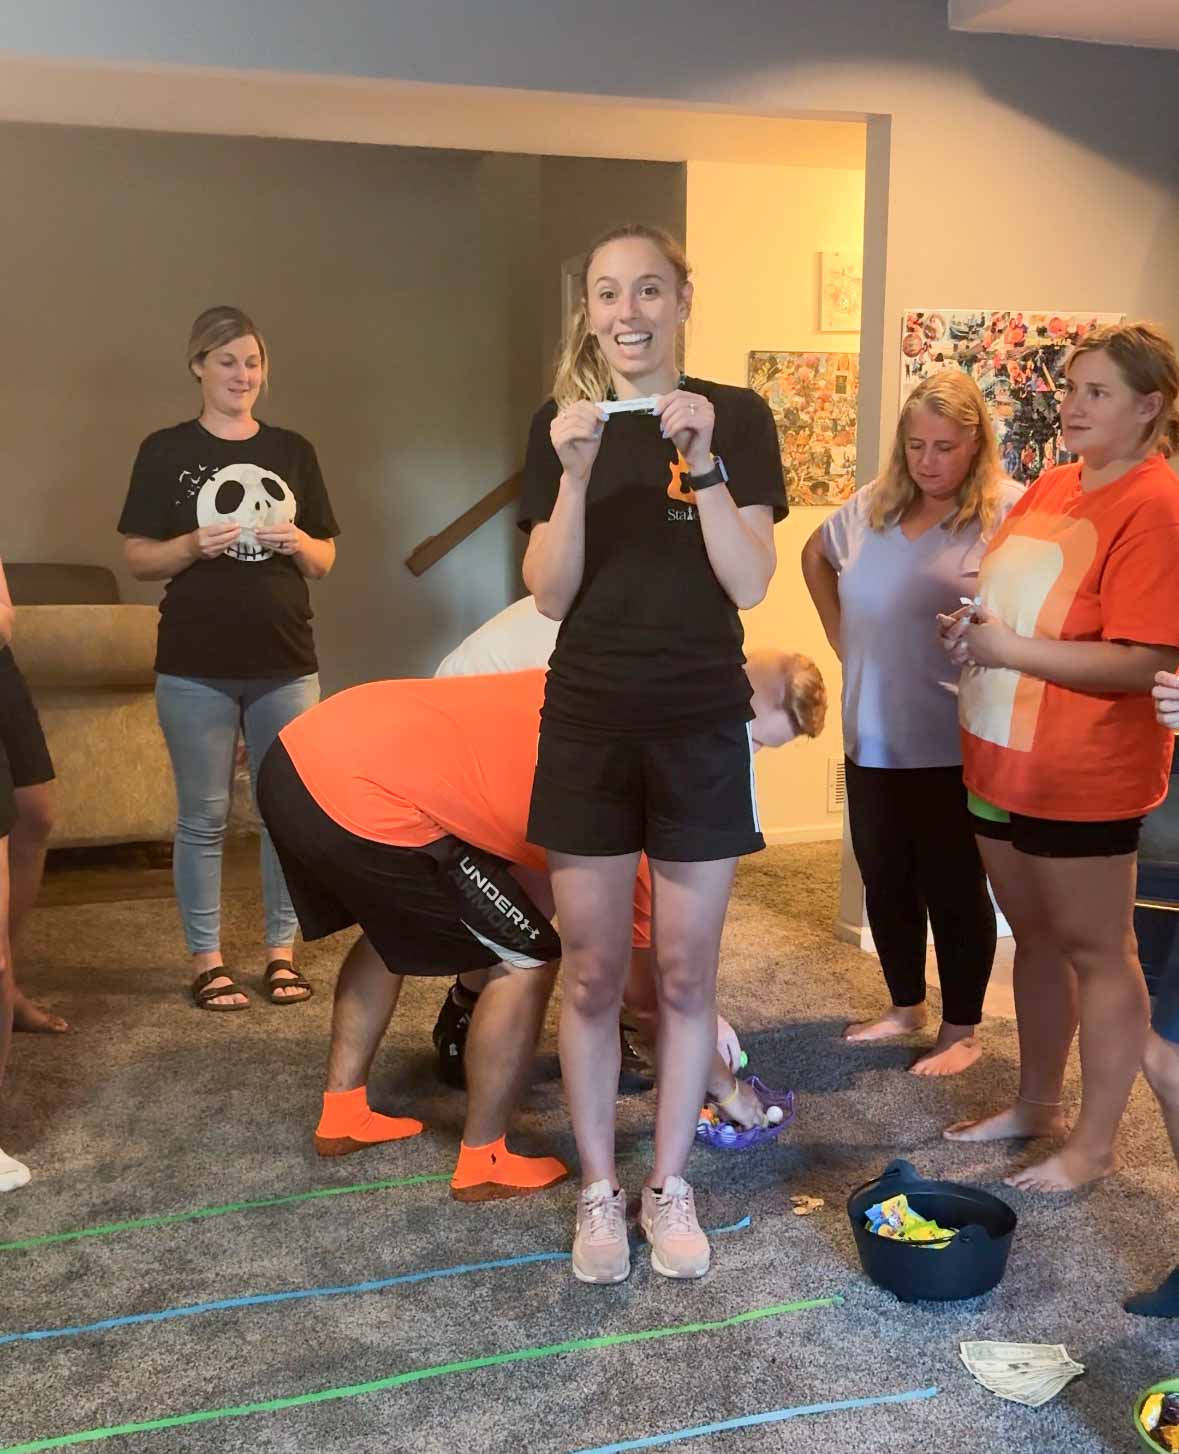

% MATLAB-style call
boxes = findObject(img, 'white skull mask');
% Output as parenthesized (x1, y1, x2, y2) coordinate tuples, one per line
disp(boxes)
(196, 464, 296, 563)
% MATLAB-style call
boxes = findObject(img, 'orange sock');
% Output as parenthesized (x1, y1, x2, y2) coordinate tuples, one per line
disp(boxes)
(313, 1086, 423, 1157)
(450, 1136, 568, 1202)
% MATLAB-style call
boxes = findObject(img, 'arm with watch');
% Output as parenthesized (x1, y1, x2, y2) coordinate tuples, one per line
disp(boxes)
(657, 389, 776, 611)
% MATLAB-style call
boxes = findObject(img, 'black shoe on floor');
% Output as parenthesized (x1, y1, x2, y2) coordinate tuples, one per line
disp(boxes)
(432, 983, 477, 1089)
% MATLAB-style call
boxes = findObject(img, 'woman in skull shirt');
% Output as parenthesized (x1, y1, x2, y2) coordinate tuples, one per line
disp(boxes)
(118, 306, 339, 1011)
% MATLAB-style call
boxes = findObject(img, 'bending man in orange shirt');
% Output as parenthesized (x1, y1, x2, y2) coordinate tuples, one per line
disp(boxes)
(257, 655, 822, 1201)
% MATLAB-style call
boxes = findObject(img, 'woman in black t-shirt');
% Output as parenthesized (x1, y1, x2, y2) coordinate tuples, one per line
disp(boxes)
(118, 306, 339, 1012)
(519, 225, 786, 1283)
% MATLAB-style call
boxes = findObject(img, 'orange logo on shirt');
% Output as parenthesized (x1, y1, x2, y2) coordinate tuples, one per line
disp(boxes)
(667, 453, 695, 503)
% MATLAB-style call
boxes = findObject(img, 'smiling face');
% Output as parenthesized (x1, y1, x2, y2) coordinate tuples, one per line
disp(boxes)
(584, 236, 689, 396)
(1060, 349, 1162, 469)
(192, 333, 264, 420)
(903, 404, 979, 502)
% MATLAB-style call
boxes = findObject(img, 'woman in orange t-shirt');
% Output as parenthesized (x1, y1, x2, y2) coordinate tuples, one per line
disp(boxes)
(939, 322, 1179, 1192)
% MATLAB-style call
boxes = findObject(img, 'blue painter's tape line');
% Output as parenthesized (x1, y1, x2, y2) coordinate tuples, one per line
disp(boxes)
(567, 1386, 940, 1454)
(0, 1217, 753, 1348)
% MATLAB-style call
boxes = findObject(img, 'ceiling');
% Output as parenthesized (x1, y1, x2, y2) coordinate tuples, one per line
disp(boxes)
(949, 0, 1179, 50)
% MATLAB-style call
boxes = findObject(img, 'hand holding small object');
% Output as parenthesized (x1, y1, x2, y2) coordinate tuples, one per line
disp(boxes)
(654, 388, 715, 471)
(1153, 668, 1179, 730)
(551, 401, 607, 486)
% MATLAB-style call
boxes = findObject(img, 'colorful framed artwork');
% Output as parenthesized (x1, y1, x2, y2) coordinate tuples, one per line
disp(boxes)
(749, 350, 859, 506)
(900, 309, 1123, 484)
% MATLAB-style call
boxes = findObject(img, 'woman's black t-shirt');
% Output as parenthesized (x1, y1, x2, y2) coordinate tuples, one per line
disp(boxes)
(518, 378, 787, 736)
(117, 419, 340, 680)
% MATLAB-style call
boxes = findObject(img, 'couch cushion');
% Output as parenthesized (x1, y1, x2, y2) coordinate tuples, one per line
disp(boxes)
(6, 563, 120, 605)
(13, 604, 158, 687)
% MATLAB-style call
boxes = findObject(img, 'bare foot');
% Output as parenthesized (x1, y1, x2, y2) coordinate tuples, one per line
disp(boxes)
(910, 1034, 980, 1077)
(844, 1005, 927, 1042)
(12, 990, 69, 1034)
(1004, 1144, 1119, 1192)
(943, 1101, 1068, 1143)
(266, 963, 309, 1002)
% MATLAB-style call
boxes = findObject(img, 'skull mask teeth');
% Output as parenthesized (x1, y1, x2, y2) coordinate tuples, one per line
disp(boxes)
(195, 464, 296, 563)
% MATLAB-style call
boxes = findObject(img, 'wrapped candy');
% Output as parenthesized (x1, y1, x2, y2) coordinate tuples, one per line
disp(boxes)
(865, 1194, 957, 1249)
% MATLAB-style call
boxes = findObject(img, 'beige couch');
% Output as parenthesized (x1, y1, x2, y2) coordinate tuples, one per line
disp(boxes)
(9, 563, 177, 849)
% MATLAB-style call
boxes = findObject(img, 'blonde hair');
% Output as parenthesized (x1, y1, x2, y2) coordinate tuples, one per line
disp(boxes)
(869, 371, 1004, 536)
(747, 648, 827, 739)
(551, 224, 690, 409)
(1067, 320, 1179, 458)
(187, 305, 269, 385)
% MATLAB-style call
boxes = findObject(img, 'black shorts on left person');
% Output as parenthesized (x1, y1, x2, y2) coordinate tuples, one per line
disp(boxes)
(256, 739, 528, 978)
(527, 718, 764, 861)
(0, 647, 54, 789)
(0, 741, 15, 839)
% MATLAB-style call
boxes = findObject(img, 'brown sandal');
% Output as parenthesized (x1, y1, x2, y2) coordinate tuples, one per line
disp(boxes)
(192, 967, 251, 1012)
(263, 960, 314, 1005)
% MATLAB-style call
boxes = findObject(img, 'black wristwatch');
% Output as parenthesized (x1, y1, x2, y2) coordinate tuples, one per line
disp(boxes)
(683, 456, 728, 492)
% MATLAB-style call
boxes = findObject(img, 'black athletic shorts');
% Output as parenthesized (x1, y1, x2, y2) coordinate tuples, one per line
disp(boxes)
(527, 717, 765, 861)
(257, 739, 508, 978)
(0, 648, 54, 789)
(0, 740, 15, 838)
(971, 807, 1142, 858)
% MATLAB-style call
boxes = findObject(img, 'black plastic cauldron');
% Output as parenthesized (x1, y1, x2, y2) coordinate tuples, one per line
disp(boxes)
(846, 1158, 1017, 1302)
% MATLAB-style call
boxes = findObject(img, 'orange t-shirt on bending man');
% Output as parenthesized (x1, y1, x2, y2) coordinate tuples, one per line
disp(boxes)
(278, 668, 652, 946)
(959, 456, 1179, 822)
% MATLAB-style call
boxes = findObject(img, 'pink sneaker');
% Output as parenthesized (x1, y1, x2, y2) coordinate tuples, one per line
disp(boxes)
(572, 1180, 630, 1284)
(640, 1175, 710, 1278)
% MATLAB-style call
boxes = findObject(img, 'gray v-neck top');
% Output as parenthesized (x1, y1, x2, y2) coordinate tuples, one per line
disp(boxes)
(820, 481, 1023, 769)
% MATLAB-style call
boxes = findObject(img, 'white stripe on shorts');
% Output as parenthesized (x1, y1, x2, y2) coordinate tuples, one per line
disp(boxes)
(745, 722, 762, 834)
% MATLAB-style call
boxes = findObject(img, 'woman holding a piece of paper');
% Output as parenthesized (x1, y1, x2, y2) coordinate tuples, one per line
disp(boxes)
(802, 371, 1021, 1075)
(518, 224, 787, 1286)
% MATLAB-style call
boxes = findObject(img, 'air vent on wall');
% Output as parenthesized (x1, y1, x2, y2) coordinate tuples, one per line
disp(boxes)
(827, 757, 846, 813)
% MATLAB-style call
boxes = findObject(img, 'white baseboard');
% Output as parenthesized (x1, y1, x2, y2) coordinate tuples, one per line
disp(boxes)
(762, 823, 843, 846)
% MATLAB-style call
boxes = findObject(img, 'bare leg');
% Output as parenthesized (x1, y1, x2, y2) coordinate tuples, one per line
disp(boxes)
(1125, 1030, 1179, 1314)
(551, 851, 641, 1190)
(324, 935, 403, 1091)
(945, 838, 1073, 1142)
(463, 965, 557, 1145)
(648, 856, 736, 1186)
(8, 783, 65, 1033)
(0, 836, 30, 1190)
(1006, 851, 1145, 1191)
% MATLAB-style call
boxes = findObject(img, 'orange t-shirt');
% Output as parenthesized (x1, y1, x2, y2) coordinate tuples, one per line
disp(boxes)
(959, 457, 1179, 820)
(279, 669, 652, 946)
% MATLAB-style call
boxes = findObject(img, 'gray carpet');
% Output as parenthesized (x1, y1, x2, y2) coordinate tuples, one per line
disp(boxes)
(1, 843, 1173, 1453)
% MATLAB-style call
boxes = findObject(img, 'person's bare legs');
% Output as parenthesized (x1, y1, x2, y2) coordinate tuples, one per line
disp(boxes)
(1125, 1029, 1179, 1314)
(8, 782, 64, 1033)
(0, 836, 30, 1190)
(1005, 851, 1146, 1191)
(461, 964, 558, 1146)
(314, 933, 422, 1155)
(945, 838, 1073, 1142)
(551, 851, 642, 1190)
(648, 856, 736, 1186)
(323, 934, 403, 1091)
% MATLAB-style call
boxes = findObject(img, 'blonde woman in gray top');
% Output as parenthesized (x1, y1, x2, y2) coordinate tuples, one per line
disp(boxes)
(802, 372, 1021, 1074)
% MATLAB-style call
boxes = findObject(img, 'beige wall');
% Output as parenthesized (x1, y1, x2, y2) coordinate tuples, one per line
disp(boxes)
(686, 159, 866, 842)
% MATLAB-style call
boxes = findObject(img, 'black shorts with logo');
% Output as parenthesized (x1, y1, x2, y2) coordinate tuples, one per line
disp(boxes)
(527, 718, 764, 862)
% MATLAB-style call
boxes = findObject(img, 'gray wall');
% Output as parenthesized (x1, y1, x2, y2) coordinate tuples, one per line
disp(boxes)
(0, 123, 681, 689)
(7, 0, 1175, 482)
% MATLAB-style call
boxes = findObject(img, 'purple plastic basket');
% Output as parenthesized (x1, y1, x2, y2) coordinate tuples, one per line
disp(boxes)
(695, 1075, 796, 1150)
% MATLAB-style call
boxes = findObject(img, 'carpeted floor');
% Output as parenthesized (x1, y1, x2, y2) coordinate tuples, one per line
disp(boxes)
(1, 842, 1173, 1453)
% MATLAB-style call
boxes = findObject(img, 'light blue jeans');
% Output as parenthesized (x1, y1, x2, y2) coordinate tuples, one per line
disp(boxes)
(155, 673, 320, 955)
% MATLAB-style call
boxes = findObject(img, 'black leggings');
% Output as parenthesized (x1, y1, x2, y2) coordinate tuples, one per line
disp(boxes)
(845, 758, 996, 1026)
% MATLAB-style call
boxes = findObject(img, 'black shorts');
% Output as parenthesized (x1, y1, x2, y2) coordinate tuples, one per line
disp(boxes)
(256, 740, 507, 978)
(971, 807, 1142, 858)
(0, 741, 15, 838)
(527, 718, 764, 861)
(0, 648, 54, 789)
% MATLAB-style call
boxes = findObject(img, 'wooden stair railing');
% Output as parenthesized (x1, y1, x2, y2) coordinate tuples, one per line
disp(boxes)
(405, 471, 522, 577)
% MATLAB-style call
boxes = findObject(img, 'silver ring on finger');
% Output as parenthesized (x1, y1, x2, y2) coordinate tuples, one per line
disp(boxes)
(689, 402, 697, 415)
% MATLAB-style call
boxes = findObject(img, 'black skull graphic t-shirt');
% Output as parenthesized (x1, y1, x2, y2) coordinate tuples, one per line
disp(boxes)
(517, 378, 787, 736)
(118, 419, 340, 679)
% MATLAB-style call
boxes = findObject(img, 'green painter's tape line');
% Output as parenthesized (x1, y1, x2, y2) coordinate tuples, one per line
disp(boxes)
(0, 1297, 843, 1453)
(0, 1174, 452, 1253)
